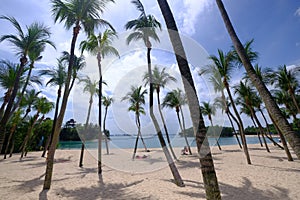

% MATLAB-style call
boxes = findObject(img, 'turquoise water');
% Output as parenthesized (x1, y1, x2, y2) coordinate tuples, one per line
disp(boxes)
(59, 135, 280, 149)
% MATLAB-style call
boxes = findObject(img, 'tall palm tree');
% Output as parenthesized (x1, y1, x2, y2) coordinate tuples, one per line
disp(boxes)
(44, 0, 114, 189)
(208, 50, 251, 164)
(0, 16, 54, 153)
(157, 0, 220, 196)
(143, 66, 178, 159)
(201, 101, 222, 150)
(128, 0, 184, 187)
(39, 59, 67, 157)
(20, 97, 54, 158)
(162, 89, 192, 155)
(122, 85, 149, 159)
(78, 76, 99, 167)
(102, 95, 113, 154)
(79, 28, 118, 173)
(216, 0, 300, 159)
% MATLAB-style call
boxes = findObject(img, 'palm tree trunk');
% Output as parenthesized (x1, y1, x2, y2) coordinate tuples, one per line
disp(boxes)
(79, 95, 93, 167)
(216, 0, 300, 159)
(226, 112, 242, 149)
(157, 91, 177, 160)
(0, 56, 27, 153)
(103, 106, 110, 155)
(267, 110, 293, 161)
(210, 119, 221, 150)
(177, 110, 192, 154)
(157, 0, 221, 197)
(225, 84, 251, 164)
(4, 123, 17, 159)
(147, 47, 184, 186)
(290, 90, 300, 114)
(251, 109, 270, 152)
(97, 52, 103, 174)
(43, 23, 80, 190)
(0, 89, 11, 118)
(179, 107, 192, 154)
(21, 113, 39, 158)
(259, 109, 283, 149)
(132, 115, 142, 160)
(250, 116, 263, 147)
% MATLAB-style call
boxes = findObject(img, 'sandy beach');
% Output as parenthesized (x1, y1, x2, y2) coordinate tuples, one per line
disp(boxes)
(0, 144, 299, 200)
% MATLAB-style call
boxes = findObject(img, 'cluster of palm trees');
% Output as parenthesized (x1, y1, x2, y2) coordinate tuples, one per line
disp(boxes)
(1, 0, 300, 199)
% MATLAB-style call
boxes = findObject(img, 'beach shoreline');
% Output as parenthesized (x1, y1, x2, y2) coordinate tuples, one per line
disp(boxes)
(0, 144, 299, 199)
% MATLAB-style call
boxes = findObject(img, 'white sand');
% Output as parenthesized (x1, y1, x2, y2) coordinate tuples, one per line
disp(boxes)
(0, 144, 299, 200)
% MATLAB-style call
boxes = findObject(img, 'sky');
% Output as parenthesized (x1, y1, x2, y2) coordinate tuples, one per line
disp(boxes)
(0, 0, 299, 136)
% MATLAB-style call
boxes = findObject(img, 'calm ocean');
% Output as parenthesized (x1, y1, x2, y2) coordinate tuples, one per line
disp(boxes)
(59, 135, 280, 149)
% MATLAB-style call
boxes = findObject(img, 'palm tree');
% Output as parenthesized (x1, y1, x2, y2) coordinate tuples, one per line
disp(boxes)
(201, 101, 222, 150)
(79, 28, 119, 173)
(157, 0, 220, 196)
(271, 65, 300, 114)
(216, 0, 300, 159)
(102, 95, 113, 154)
(122, 85, 149, 159)
(0, 16, 54, 153)
(20, 89, 41, 120)
(162, 89, 192, 155)
(20, 97, 54, 158)
(143, 66, 178, 159)
(234, 81, 270, 153)
(208, 50, 251, 164)
(78, 76, 99, 167)
(44, 0, 114, 189)
(0, 61, 23, 118)
(39, 59, 67, 157)
(128, 0, 184, 187)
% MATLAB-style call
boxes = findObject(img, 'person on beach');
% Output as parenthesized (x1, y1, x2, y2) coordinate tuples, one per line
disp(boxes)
(181, 146, 189, 155)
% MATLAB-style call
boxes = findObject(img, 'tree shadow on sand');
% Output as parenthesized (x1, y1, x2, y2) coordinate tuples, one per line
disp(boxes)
(57, 175, 146, 200)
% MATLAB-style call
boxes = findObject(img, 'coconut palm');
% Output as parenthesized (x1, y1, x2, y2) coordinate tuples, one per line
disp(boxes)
(20, 97, 54, 158)
(162, 89, 192, 155)
(39, 59, 67, 157)
(44, 0, 114, 189)
(102, 95, 113, 154)
(79, 28, 118, 173)
(0, 61, 23, 118)
(234, 81, 270, 152)
(200, 101, 222, 150)
(157, 0, 220, 194)
(78, 76, 99, 167)
(273, 90, 298, 121)
(216, 0, 300, 159)
(143, 66, 178, 159)
(208, 49, 251, 164)
(0, 16, 54, 153)
(271, 65, 300, 114)
(122, 85, 149, 159)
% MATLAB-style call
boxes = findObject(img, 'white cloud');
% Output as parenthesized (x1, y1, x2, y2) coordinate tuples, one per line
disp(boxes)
(295, 7, 300, 16)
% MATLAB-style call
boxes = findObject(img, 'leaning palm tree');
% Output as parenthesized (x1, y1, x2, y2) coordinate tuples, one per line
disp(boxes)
(216, 0, 300, 159)
(20, 97, 54, 158)
(102, 95, 113, 154)
(157, 0, 221, 196)
(0, 16, 54, 153)
(44, 0, 114, 189)
(201, 101, 222, 150)
(39, 58, 67, 157)
(79, 28, 119, 173)
(208, 49, 251, 164)
(234, 81, 270, 153)
(162, 89, 192, 155)
(143, 66, 178, 160)
(122, 85, 149, 159)
(78, 76, 99, 167)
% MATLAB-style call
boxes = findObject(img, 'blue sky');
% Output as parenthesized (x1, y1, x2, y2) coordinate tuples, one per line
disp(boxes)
(0, 0, 299, 134)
